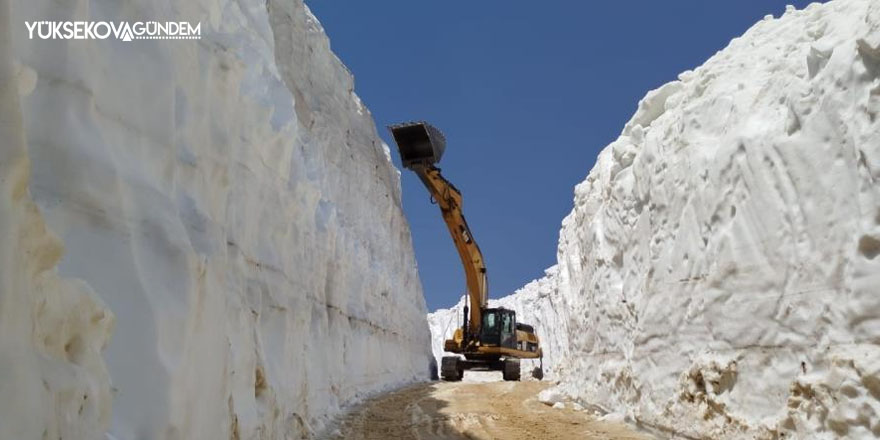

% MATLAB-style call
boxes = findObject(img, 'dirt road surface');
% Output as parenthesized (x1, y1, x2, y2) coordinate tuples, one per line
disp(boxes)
(325, 376, 652, 440)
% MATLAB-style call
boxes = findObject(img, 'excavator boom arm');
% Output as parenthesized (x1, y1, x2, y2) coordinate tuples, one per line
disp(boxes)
(412, 165, 488, 334)
(389, 121, 544, 381)
(387, 121, 488, 336)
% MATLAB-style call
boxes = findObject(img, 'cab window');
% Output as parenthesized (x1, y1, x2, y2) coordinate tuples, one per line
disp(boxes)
(483, 313, 498, 333)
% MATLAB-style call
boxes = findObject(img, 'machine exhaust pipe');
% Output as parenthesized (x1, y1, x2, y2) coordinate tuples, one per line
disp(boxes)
(463, 302, 469, 339)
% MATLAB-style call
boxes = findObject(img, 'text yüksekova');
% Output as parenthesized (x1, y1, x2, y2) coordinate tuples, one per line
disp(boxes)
(25, 21, 201, 41)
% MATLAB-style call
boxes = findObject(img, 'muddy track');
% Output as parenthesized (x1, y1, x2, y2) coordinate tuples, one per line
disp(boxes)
(325, 379, 651, 440)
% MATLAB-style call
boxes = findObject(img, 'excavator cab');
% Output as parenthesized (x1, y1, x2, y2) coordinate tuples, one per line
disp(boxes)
(388, 122, 446, 168)
(480, 308, 517, 349)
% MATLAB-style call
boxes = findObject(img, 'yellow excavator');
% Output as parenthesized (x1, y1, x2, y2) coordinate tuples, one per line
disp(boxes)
(389, 121, 543, 382)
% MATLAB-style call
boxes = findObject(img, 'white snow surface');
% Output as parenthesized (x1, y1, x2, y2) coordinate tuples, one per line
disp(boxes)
(467, 1, 879, 438)
(0, 0, 432, 438)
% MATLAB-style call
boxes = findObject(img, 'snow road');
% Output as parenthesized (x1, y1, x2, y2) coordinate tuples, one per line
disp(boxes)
(325, 378, 651, 440)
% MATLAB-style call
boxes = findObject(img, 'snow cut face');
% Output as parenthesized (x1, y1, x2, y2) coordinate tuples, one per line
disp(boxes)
(1, 0, 432, 438)
(479, 1, 880, 438)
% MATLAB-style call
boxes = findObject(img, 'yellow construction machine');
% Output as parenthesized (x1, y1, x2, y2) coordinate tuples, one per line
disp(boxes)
(389, 121, 543, 382)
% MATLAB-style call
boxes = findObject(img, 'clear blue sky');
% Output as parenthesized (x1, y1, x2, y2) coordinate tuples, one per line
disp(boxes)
(306, 1, 825, 311)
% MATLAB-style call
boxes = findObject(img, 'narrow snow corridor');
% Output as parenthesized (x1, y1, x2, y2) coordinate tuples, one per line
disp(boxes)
(1, 0, 878, 438)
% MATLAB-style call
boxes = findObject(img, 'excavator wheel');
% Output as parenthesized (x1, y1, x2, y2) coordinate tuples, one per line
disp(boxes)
(441, 356, 463, 382)
(502, 358, 521, 381)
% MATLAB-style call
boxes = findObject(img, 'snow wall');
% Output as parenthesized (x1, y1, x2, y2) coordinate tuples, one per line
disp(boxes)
(435, 1, 880, 438)
(0, 0, 433, 438)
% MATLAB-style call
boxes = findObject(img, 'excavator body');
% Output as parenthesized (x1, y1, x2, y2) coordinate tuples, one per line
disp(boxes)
(389, 121, 543, 382)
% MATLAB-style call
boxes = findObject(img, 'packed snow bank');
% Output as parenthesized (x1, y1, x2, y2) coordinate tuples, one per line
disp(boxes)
(538, 1, 879, 438)
(0, 9, 114, 439)
(1, 0, 432, 438)
(427, 266, 569, 380)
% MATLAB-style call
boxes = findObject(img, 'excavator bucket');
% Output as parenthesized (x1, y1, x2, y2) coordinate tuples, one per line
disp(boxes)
(388, 121, 446, 168)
